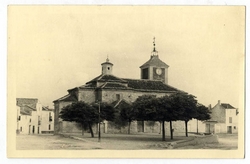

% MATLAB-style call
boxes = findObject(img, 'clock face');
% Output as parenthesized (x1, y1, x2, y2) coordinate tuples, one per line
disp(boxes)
(156, 68, 162, 75)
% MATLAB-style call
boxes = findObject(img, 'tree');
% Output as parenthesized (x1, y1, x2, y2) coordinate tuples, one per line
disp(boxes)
(150, 95, 184, 140)
(59, 101, 98, 137)
(133, 95, 180, 141)
(133, 95, 157, 132)
(149, 96, 171, 141)
(119, 102, 134, 134)
(195, 103, 211, 133)
(91, 102, 116, 122)
(170, 92, 197, 137)
(60, 101, 115, 138)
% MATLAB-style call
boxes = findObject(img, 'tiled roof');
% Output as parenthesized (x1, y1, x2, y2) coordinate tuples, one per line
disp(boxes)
(86, 74, 127, 84)
(20, 109, 31, 115)
(42, 106, 54, 111)
(20, 105, 35, 115)
(221, 103, 235, 109)
(80, 82, 97, 88)
(80, 75, 179, 92)
(140, 56, 169, 68)
(101, 61, 113, 65)
(101, 82, 128, 89)
(122, 78, 178, 92)
(53, 94, 77, 102)
(16, 98, 38, 109)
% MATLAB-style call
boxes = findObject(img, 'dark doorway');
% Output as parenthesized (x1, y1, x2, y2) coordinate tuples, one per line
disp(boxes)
(32, 126, 35, 134)
(227, 126, 232, 134)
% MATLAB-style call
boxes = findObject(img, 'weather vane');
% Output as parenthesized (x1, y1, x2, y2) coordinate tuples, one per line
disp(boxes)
(153, 37, 156, 52)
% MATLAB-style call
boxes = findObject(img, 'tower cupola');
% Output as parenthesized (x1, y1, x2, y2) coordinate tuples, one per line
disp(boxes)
(101, 57, 113, 75)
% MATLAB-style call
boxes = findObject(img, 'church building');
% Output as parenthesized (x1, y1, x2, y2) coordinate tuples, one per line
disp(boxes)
(53, 39, 182, 134)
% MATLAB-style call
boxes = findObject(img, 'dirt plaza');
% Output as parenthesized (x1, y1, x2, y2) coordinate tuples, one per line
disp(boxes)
(16, 132, 238, 150)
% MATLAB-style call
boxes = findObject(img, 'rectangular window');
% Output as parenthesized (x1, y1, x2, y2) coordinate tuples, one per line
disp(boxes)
(229, 117, 232, 123)
(116, 94, 120, 100)
(20, 127, 22, 132)
(142, 68, 149, 79)
(38, 116, 41, 125)
(49, 112, 52, 121)
(49, 124, 51, 130)
(18, 116, 21, 121)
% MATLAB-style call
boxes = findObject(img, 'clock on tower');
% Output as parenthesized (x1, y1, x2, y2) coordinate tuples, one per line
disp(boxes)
(140, 38, 169, 84)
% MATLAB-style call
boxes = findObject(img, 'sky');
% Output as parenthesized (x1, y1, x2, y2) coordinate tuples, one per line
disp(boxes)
(8, 6, 245, 109)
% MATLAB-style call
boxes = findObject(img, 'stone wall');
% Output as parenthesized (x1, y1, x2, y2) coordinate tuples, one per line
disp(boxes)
(54, 101, 74, 134)
(61, 121, 82, 133)
(101, 89, 169, 104)
(188, 119, 206, 133)
(107, 121, 138, 134)
(78, 89, 96, 103)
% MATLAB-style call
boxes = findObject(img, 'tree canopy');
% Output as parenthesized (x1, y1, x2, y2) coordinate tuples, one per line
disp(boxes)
(132, 92, 202, 140)
(132, 95, 157, 121)
(195, 103, 211, 121)
(169, 92, 197, 137)
(59, 101, 115, 137)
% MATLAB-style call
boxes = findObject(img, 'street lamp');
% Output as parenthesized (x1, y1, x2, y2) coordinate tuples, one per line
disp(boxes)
(97, 101, 101, 142)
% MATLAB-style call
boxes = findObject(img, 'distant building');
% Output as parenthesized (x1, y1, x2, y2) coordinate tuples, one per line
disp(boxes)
(205, 100, 238, 134)
(53, 39, 183, 134)
(16, 98, 54, 134)
(41, 106, 54, 134)
(16, 105, 32, 134)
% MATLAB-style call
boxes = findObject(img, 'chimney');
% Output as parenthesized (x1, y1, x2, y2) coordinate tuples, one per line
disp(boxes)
(218, 100, 221, 105)
(208, 104, 212, 110)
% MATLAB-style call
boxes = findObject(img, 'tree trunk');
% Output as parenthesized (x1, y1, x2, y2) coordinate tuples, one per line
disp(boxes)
(197, 119, 198, 134)
(170, 121, 173, 140)
(185, 120, 188, 137)
(162, 120, 165, 141)
(96, 123, 98, 134)
(88, 122, 94, 138)
(159, 121, 161, 134)
(142, 121, 144, 132)
(81, 121, 84, 136)
(128, 121, 131, 134)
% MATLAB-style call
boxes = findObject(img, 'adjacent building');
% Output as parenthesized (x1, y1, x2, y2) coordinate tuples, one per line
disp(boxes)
(16, 98, 54, 134)
(205, 100, 238, 134)
(16, 105, 32, 134)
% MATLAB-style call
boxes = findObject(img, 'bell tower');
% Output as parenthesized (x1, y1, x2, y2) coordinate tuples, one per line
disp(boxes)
(101, 57, 113, 75)
(140, 37, 169, 84)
